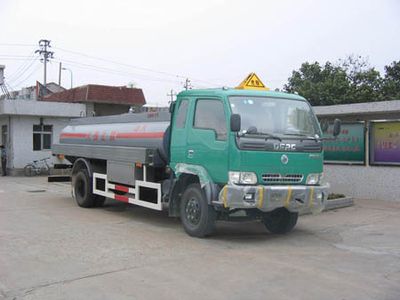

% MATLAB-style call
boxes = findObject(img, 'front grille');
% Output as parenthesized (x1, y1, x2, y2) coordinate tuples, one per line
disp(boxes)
(262, 173, 303, 184)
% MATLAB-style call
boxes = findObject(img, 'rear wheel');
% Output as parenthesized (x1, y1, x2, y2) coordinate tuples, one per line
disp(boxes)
(262, 208, 298, 234)
(41, 166, 50, 176)
(24, 164, 35, 177)
(180, 183, 217, 238)
(73, 169, 95, 208)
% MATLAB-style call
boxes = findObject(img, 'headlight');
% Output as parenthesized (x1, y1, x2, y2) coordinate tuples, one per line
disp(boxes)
(229, 171, 257, 185)
(306, 173, 323, 185)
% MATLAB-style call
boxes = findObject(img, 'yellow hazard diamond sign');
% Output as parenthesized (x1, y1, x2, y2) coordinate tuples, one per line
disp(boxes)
(236, 72, 269, 91)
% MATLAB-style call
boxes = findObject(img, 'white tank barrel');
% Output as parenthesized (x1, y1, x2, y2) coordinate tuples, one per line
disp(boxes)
(59, 112, 171, 164)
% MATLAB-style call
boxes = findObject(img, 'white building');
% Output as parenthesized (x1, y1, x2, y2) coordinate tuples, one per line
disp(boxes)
(0, 95, 86, 175)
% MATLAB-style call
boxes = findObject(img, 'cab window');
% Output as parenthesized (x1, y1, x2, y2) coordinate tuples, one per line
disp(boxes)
(194, 99, 227, 140)
(175, 100, 189, 128)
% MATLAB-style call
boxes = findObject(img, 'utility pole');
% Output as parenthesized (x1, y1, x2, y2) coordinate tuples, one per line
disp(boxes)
(167, 89, 177, 103)
(58, 62, 62, 86)
(62, 67, 73, 89)
(0, 65, 11, 99)
(183, 78, 192, 91)
(35, 39, 54, 86)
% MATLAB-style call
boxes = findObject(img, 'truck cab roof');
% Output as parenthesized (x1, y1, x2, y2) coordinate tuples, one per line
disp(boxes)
(177, 88, 307, 102)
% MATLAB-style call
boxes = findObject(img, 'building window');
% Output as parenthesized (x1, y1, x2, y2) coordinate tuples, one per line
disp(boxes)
(33, 125, 53, 151)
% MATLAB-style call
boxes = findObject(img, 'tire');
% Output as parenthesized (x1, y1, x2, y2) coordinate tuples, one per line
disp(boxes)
(180, 183, 217, 238)
(73, 169, 95, 208)
(24, 164, 35, 177)
(262, 208, 298, 234)
(35, 167, 41, 176)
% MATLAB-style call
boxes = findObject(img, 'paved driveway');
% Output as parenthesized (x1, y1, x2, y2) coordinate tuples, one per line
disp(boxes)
(0, 176, 399, 299)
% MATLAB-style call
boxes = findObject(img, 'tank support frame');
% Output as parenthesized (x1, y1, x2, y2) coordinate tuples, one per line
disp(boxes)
(92, 165, 162, 211)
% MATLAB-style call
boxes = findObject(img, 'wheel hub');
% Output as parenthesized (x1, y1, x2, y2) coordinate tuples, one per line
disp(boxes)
(185, 197, 201, 225)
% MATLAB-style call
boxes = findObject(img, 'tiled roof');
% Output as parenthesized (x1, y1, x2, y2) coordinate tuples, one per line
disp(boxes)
(42, 84, 146, 105)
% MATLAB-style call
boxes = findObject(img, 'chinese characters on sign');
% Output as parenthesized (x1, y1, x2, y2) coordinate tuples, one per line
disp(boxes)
(322, 122, 365, 164)
(370, 121, 400, 165)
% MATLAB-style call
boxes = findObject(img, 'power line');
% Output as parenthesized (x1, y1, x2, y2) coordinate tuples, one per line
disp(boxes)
(56, 60, 181, 84)
(11, 62, 41, 88)
(0, 54, 36, 58)
(0, 42, 228, 94)
(54, 46, 224, 87)
(0, 57, 37, 61)
(7, 57, 40, 84)
(6, 50, 38, 82)
(0, 42, 226, 88)
(53, 58, 183, 85)
(1, 43, 225, 87)
(5, 82, 14, 92)
(54, 46, 186, 80)
(0, 43, 36, 47)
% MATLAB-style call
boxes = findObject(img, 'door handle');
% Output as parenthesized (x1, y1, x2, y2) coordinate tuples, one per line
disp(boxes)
(188, 149, 194, 158)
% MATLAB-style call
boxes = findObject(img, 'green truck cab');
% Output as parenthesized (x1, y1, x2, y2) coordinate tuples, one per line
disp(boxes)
(168, 87, 335, 237)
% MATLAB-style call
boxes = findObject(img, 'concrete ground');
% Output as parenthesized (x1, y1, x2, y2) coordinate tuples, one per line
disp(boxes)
(0, 176, 399, 300)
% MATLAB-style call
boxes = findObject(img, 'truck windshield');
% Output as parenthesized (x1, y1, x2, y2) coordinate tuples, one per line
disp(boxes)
(229, 96, 319, 137)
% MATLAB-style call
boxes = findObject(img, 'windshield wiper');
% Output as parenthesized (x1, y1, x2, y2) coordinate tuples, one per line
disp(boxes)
(241, 131, 282, 141)
(283, 133, 319, 142)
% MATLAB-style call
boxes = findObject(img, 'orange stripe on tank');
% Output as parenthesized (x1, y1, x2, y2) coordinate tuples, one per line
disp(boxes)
(60, 132, 164, 140)
(60, 133, 90, 139)
(115, 132, 164, 139)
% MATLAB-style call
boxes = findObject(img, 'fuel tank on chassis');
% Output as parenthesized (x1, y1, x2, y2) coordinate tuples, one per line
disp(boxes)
(59, 112, 171, 163)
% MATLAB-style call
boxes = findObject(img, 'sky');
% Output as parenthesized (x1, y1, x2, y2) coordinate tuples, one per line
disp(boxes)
(0, 0, 399, 105)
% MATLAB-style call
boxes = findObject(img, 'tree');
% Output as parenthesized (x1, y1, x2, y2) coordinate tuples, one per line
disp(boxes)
(284, 55, 393, 105)
(284, 62, 349, 106)
(382, 61, 400, 100)
(340, 55, 383, 102)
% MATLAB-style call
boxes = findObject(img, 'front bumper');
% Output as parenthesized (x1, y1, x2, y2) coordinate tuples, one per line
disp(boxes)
(218, 183, 329, 214)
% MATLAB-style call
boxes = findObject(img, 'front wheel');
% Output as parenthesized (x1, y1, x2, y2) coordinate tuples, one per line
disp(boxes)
(262, 208, 298, 234)
(180, 183, 217, 238)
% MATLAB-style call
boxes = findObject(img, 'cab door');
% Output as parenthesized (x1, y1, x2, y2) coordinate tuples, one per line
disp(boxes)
(186, 98, 229, 184)
(170, 99, 190, 165)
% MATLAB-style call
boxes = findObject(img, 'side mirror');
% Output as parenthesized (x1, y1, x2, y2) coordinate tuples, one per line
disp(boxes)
(230, 114, 241, 132)
(169, 101, 175, 114)
(333, 119, 341, 137)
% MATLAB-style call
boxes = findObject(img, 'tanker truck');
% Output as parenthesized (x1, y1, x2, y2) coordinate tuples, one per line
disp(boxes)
(52, 74, 340, 237)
